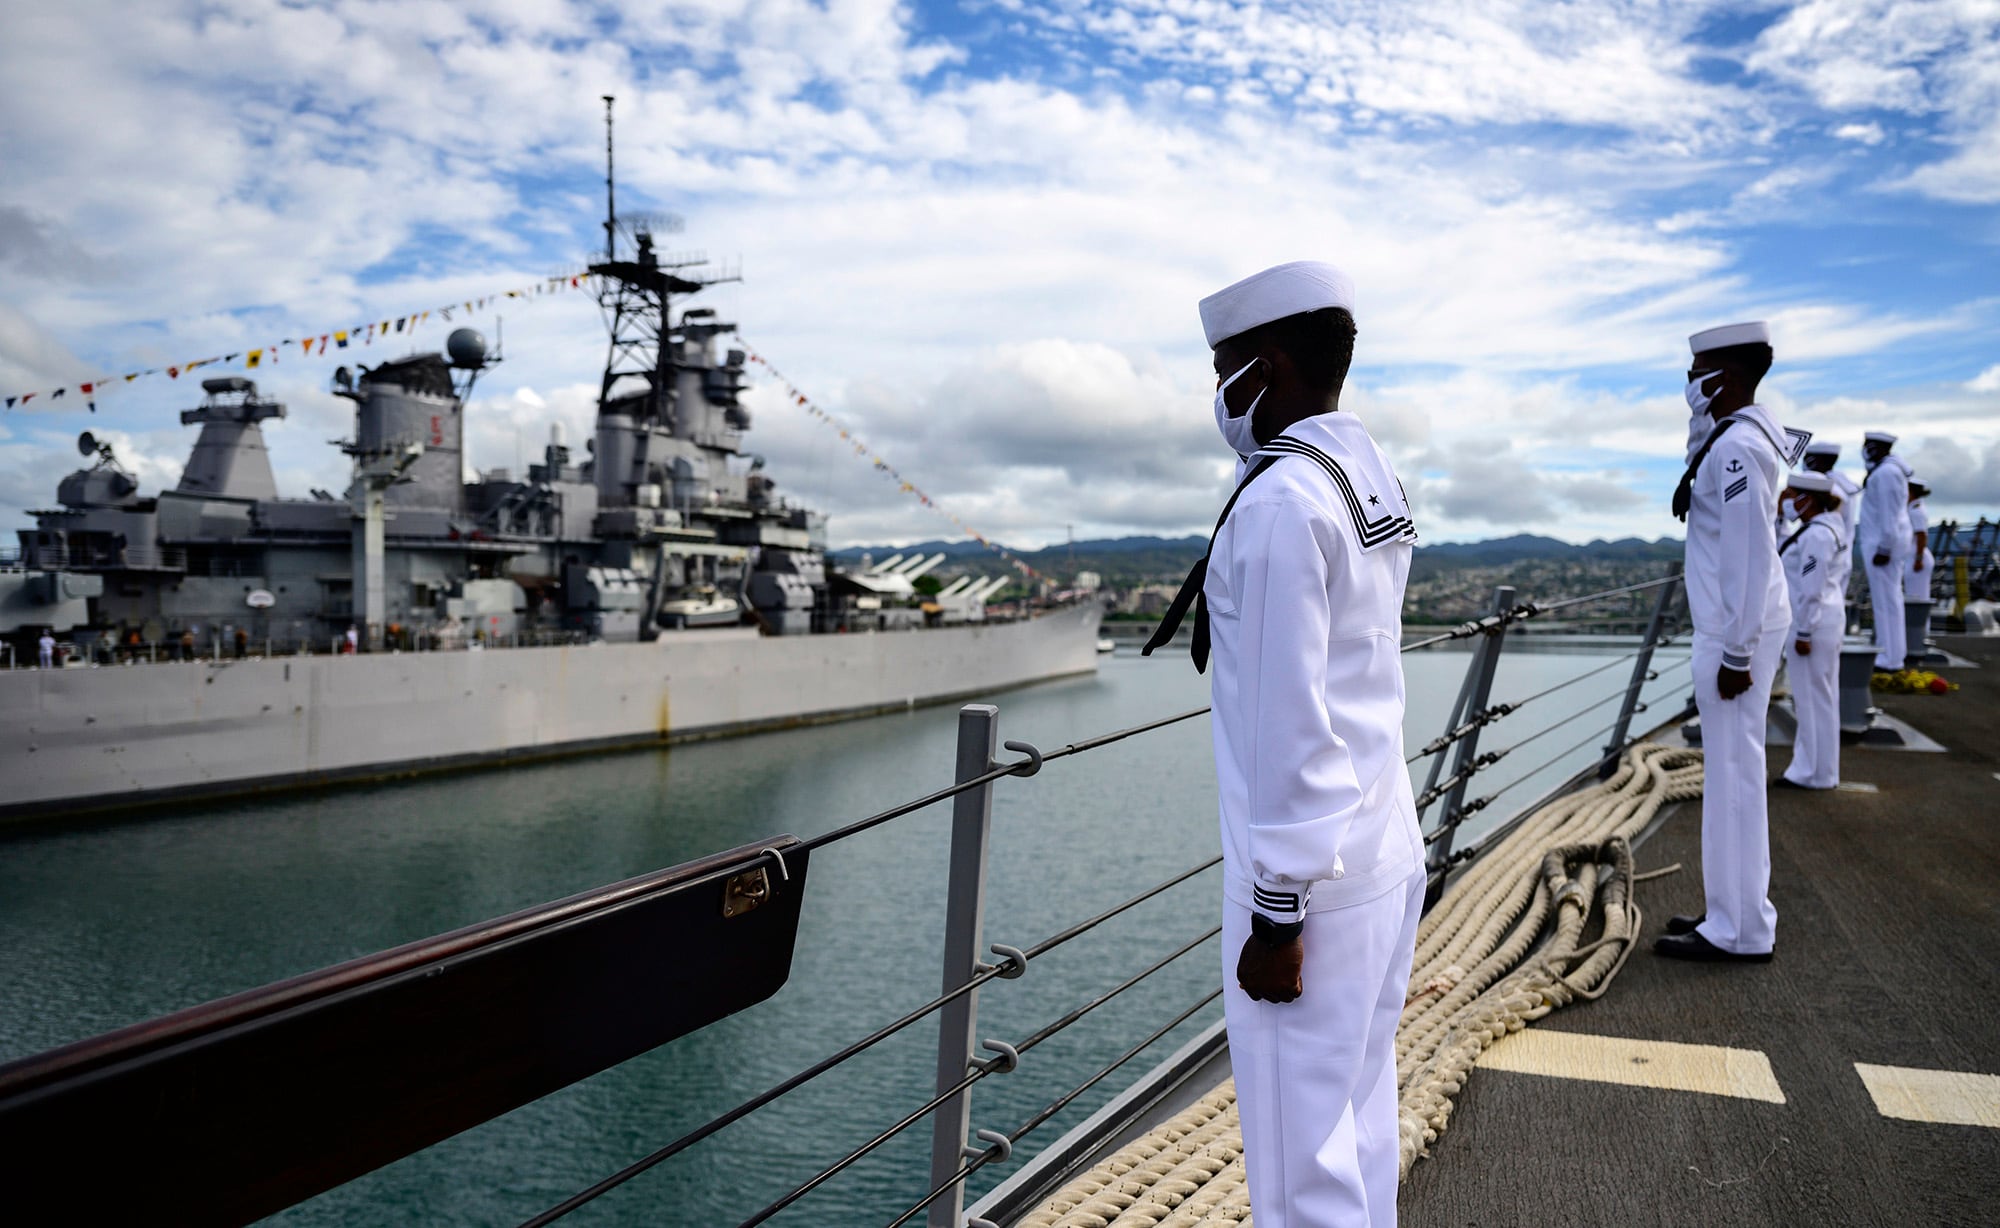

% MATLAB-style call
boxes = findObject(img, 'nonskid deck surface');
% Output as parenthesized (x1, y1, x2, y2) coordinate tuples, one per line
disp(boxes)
(1402, 635, 2000, 1227)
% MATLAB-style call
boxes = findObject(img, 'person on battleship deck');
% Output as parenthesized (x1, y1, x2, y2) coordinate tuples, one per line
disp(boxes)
(1147, 259, 1421, 1227)
(1904, 480, 1933, 608)
(1776, 470, 1845, 791)
(1859, 431, 1914, 672)
(1661, 320, 1803, 964)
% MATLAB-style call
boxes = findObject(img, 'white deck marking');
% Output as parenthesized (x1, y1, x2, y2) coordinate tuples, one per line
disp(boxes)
(1855, 1064, 2000, 1128)
(1478, 1029, 1786, 1103)
(1836, 781, 1879, 793)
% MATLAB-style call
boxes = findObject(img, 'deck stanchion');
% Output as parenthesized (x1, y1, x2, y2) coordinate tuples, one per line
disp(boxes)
(1425, 586, 1513, 884)
(928, 704, 999, 1228)
(1599, 562, 1681, 778)
(1413, 640, 1482, 818)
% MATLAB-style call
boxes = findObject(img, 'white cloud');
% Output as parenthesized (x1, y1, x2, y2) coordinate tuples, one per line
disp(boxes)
(1903, 435, 2000, 511)
(1750, 0, 2000, 202)
(1969, 363, 2000, 393)
(0, 1, 1994, 549)
(1832, 121, 1887, 144)
(1896, 120, 2000, 203)
(1762, 301, 1983, 362)
(994, 0, 1754, 136)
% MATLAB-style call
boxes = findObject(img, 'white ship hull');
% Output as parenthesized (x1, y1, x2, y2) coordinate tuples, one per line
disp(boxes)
(1, 603, 1103, 821)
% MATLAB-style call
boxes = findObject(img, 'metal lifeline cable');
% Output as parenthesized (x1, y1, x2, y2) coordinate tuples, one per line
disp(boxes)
(1009, 987, 1226, 1145)
(1529, 573, 1680, 615)
(515, 949, 1026, 1227)
(885, 988, 1226, 1228)
(1024, 857, 1220, 959)
(1504, 643, 1661, 709)
(1410, 665, 1664, 806)
(1481, 684, 1633, 761)
(519, 858, 1220, 1227)
(1427, 679, 1697, 846)
(1038, 705, 1212, 762)
(734, 924, 1222, 1228)
(739, 339, 1049, 583)
(1437, 681, 1694, 867)
(732, 1066, 990, 1228)
(1014, 926, 1220, 1054)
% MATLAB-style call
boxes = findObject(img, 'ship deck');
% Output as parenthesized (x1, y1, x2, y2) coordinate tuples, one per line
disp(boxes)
(1404, 634, 2000, 1227)
(993, 635, 2000, 1226)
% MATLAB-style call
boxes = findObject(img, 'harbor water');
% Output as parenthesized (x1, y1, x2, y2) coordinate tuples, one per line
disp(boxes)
(0, 642, 1688, 1225)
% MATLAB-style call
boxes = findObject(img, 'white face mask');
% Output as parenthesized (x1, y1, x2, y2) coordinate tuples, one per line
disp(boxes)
(1214, 358, 1266, 457)
(1683, 370, 1724, 463)
(1684, 369, 1724, 416)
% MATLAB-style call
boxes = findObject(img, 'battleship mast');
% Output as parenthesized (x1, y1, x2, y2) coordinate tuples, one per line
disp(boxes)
(585, 95, 741, 509)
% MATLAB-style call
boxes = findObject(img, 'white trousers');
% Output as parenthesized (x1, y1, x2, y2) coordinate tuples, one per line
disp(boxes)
(1692, 632, 1782, 955)
(1223, 868, 1424, 1228)
(1783, 621, 1842, 789)
(1903, 548, 1934, 602)
(1866, 554, 1908, 669)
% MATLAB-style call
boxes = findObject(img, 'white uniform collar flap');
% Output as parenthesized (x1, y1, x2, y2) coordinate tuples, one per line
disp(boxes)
(1726, 404, 1793, 462)
(1251, 414, 1417, 553)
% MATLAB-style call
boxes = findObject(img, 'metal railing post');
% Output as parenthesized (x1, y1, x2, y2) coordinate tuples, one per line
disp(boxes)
(928, 703, 999, 1228)
(1599, 562, 1682, 778)
(1413, 641, 1481, 820)
(1426, 586, 1513, 876)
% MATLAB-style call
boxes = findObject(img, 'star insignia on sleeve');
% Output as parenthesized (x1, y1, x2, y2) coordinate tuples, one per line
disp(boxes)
(1368, 493, 1382, 506)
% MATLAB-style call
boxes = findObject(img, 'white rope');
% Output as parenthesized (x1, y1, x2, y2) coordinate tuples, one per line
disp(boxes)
(1016, 742, 1703, 1225)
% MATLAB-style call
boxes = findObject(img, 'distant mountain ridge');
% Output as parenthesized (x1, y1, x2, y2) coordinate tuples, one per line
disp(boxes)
(832, 532, 1682, 567)
(832, 532, 1684, 591)
(830, 534, 1206, 561)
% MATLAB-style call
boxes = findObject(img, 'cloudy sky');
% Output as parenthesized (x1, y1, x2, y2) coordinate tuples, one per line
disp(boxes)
(2, 0, 1995, 550)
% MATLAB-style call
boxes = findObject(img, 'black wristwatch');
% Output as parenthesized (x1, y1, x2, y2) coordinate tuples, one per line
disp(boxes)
(1251, 913, 1304, 947)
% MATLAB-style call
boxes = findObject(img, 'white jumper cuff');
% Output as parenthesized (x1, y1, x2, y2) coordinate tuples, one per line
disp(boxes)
(1251, 879, 1313, 924)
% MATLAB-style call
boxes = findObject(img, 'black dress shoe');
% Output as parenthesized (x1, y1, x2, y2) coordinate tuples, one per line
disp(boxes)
(1773, 777, 1809, 790)
(1654, 932, 1773, 963)
(1665, 913, 1705, 936)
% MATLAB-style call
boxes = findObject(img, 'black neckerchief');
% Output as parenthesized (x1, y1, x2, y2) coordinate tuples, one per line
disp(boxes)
(1780, 516, 1833, 556)
(1142, 456, 1278, 674)
(1672, 416, 1739, 522)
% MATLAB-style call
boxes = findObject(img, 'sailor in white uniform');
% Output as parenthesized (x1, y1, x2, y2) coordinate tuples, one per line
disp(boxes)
(1858, 431, 1914, 671)
(1145, 261, 1421, 1227)
(1776, 471, 1845, 791)
(1799, 440, 1861, 615)
(1659, 321, 1798, 963)
(1903, 480, 1933, 604)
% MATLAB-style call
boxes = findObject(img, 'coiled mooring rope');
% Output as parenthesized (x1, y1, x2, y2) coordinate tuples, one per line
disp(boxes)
(1016, 742, 1703, 1227)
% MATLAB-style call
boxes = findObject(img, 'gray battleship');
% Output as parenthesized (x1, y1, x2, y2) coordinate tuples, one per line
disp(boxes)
(0, 107, 1101, 819)
(13, 241, 908, 651)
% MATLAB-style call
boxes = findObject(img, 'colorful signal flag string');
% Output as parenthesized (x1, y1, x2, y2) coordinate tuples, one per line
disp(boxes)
(740, 341, 1045, 585)
(3, 272, 597, 412)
